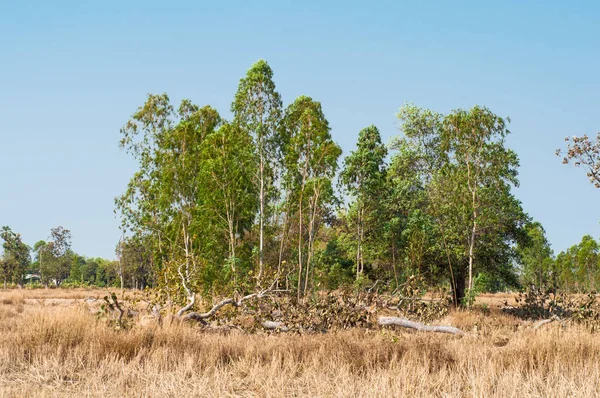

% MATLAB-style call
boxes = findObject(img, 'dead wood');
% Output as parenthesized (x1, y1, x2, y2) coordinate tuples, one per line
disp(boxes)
(378, 316, 464, 335)
(533, 315, 561, 330)
(104, 293, 125, 328)
(180, 291, 278, 322)
(262, 321, 289, 332)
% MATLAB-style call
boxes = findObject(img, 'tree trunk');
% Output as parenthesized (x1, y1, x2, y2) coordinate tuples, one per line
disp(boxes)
(297, 194, 303, 300)
(468, 217, 477, 294)
(258, 152, 265, 280)
(453, 273, 466, 307)
(276, 203, 289, 289)
(356, 204, 362, 280)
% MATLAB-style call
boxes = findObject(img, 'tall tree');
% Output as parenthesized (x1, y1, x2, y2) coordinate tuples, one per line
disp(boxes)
(116, 236, 154, 289)
(396, 104, 527, 304)
(442, 106, 520, 295)
(40, 226, 72, 286)
(0, 226, 31, 288)
(517, 221, 555, 289)
(386, 135, 434, 286)
(340, 125, 388, 280)
(576, 235, 600, 292)
(117, 94, 224, 301)
(232, 60, 283, 280)
(201, 122, 259, 280)
(282, 96, 341, 298)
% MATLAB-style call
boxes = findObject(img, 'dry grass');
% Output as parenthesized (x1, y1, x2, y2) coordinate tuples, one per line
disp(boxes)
(0, 287, 106, 301)
(1, 289, 600, 397)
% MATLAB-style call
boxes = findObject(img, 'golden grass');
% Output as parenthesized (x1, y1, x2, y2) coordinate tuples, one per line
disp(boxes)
(0, 287, 106, 301)
(1, 289, 599, 397)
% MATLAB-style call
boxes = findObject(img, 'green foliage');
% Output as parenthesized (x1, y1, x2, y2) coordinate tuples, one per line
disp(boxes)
(517, 221, 555, 289)
(394, 104, 528, 305)
(340, 125, 388, 280)
(553, 235, 600, 293)
(0, 226, 31, 287)
(232, 59, 283, 278)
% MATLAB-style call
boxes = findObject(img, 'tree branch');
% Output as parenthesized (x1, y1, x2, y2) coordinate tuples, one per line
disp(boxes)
(180, 290, 274, 322)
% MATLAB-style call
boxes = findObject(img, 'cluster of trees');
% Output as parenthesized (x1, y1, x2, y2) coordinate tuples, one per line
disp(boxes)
(516, 223, 600, 293)
(115, 60, 537, 305)
(3, 61, 598, 306)
(0, 226, 132, 288)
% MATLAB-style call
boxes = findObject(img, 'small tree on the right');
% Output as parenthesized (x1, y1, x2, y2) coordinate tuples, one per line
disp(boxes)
(557, 132, 600, 187)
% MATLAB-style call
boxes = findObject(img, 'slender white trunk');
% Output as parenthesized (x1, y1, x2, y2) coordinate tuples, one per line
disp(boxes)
(304, 187, 321, 294)
(258, 152, 265, 280)
(356, 204, 362, 280)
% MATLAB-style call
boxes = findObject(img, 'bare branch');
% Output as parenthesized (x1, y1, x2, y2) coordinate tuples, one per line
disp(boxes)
(180, 290, 273, 322)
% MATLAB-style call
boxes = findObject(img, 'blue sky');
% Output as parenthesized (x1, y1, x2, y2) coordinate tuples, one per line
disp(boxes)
(1, 0, 599, 259)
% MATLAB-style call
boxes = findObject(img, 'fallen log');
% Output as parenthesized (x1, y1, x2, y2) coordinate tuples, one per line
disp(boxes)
(533, 315, 561, 330)
(262, 321, 289, 332)
(378, 316, 464, 335)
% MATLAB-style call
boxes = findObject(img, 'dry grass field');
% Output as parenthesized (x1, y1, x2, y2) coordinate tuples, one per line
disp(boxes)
(1, 289, 600, 397)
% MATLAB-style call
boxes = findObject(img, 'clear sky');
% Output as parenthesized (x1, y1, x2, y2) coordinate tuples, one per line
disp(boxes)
(1, 0, 599, 259)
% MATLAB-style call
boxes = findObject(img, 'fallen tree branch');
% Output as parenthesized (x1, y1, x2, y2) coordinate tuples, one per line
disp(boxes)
(103, 292, 125, 329)
(378, 316, 464, 335)
(180, 291, 272, 322)
(177, 263, 196, 317)
(177, 293, 195, 317)
(533, 315, 561, 330)
(262, 321, 289, 332)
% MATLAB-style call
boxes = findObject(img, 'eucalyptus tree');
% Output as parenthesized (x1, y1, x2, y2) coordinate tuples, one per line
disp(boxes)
(517, 221, 555, 289)
(0, 226, 30, 288)
(555, 236, 600, 293)
(385, 137, 433, 285)
(396, 104, 526, 304)
(201, 122, 258, 279)
(440, 106, 521, 295)
(232, 60, 283, 279)
(39, 226, 72, 286)
(116, 236, 154, 289)
(340, 125, 388, 280)
(282, 96, 341, 298)
(576, 235, 600, 292)
(117, 94, 223, 300)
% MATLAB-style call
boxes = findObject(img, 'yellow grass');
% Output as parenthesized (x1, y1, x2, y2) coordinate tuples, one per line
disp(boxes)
(1, 289, 599, 397)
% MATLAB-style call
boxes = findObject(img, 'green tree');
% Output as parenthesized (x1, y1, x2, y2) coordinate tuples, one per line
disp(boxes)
(117, 95, 224, 300)
(517, 221, 555, 289)
(396, 104, 527, 304)
(201, 122, 259, 281)
(40, 226, 72, 286)
(282, 96, 341, 298)
(0, 226, 31, 288)
(232, 60, 283, 280)
(116, 236, 154, 289)
(576, 235, 599, 292)
(442, 106, 521, 296)
(340, 126, 388, 280)
(386, 136, 433, 286)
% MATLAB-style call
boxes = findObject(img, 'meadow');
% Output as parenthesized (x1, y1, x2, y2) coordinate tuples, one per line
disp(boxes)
(0, 289, 599, 397)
